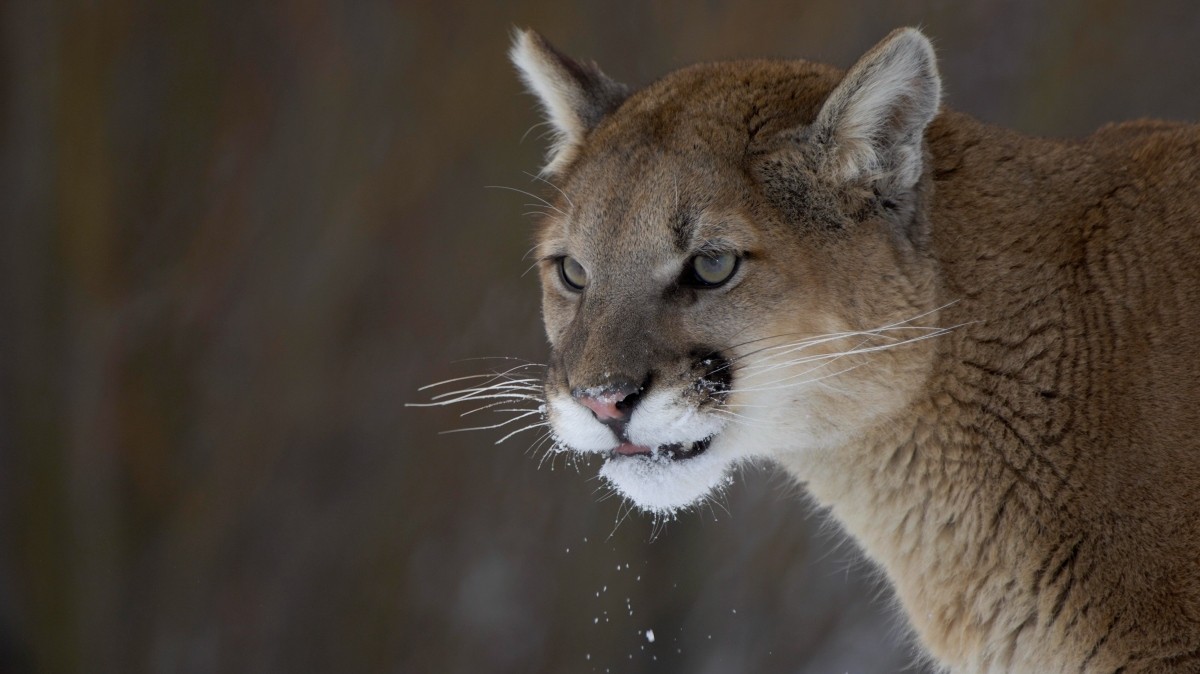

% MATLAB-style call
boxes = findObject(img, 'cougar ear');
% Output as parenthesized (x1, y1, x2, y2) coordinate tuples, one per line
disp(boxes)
(812, 28, 941, 194)
(510, 29, 631, 176)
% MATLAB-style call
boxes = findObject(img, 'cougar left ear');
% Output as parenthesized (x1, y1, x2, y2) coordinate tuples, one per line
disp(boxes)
(510, 29, 631, 176)
(812, 28, 941, 195)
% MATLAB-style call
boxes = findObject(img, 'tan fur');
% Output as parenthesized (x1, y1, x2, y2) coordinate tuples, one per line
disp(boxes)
(511, 28, 1200, 673)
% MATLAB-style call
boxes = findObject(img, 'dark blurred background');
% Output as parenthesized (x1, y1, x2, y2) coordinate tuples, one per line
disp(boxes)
(2, 1, 1198, 672)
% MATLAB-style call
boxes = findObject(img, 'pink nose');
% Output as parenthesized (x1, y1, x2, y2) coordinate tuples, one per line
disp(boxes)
(577, 391, 629, 421)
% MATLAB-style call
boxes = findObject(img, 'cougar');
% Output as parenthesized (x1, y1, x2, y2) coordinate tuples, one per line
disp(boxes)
(500, 27, 1200, 672)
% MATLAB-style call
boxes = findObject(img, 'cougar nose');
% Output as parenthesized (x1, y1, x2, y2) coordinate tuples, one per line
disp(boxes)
(573, 380, 643, 422)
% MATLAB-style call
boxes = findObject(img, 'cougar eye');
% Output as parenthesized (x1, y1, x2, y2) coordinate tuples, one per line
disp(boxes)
(687, 251, 738, 287)
(559, 256, 588, 290)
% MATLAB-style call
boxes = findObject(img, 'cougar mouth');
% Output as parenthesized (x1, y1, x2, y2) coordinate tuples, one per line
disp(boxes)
(611, 436, 714, 461)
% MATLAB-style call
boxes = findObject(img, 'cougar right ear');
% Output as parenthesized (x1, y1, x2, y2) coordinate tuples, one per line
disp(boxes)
(510, 29, 630, 176)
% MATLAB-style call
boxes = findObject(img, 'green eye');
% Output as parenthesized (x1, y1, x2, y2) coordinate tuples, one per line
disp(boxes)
(689, 252, 738, 287)
(559, 256, 588, 290)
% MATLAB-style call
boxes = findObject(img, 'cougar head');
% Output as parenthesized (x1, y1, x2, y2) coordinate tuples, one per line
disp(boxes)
(511, 28, 944, 514)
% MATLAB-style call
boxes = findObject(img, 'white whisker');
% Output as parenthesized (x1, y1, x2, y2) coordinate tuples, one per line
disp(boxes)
(728, 363, 865, 394)
(409, 392, 541, 408)
(531, 433, 558, 465)
(519, 120, 553, 144)
(737, 325, 950, 375)
(450, 357, 545, 366)
(524, 170, 575, 210)
(426, 381, 542, 400)
(484, 184, 567, 216)
(738, 334, 875, 377)
(737, 327, 958, 384)
(416, 368, 542, 392)
(458, 400, 535, 417)
(496, 421, 551, 445)
(430, 384, 543, 400)
(439, 410, 545, 435)
(521, 257, 545, 277)
(719, 301, 963, 377)
(710, 408, 781, 429)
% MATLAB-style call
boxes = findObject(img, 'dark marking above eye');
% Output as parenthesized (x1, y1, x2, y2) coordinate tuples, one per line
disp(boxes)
(671, 210, 694, 252)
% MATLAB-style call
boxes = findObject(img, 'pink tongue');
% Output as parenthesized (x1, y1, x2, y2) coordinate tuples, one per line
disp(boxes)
(615, 442, 653, 456)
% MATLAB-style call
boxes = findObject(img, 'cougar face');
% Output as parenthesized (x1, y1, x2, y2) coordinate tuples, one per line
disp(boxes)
(537, 154, 755, 511)
(526, 37, 942, 513)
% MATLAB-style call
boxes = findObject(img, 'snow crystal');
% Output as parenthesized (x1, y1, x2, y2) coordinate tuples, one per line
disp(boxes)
(645, 629, 655, 643)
